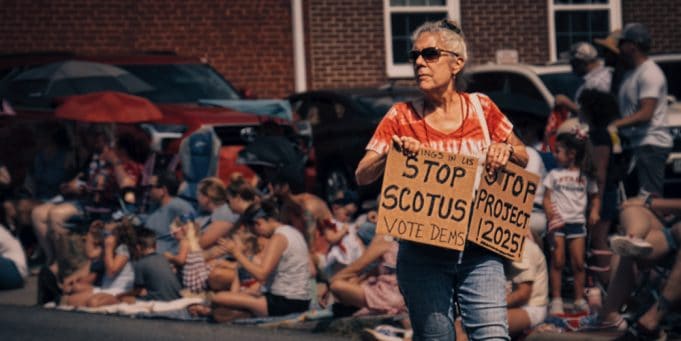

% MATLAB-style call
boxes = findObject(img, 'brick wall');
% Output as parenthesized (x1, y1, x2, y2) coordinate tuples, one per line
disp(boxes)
(622, 0, 681, 53)
(305, 0, 388, 90)
(0, 0, 295, 98)
(462, 0, 549, 64)
(1, 0, 678, 96)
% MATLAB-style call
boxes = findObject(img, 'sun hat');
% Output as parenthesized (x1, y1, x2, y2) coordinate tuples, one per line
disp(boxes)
(594, 29, 621, 54)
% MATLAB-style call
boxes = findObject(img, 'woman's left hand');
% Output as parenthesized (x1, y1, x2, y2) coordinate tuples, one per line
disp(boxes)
(485, 142, 513, 175)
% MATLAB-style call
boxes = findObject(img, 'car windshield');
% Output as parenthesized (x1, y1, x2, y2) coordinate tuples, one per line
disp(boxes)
(117, 64, 241, 103)
(539, 72, 584, 97)
(352, 92, 420, 117)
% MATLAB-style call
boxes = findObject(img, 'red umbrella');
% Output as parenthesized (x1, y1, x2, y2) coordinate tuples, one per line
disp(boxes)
(55, 91, 162, 123)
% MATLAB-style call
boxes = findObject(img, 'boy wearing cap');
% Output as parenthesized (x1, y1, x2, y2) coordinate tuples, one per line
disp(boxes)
(610, 22, 672, 197)
(554, 41, 613, 114)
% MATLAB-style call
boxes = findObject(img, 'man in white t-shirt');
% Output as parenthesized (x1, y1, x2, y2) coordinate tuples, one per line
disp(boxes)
(610, 23, 672, 196)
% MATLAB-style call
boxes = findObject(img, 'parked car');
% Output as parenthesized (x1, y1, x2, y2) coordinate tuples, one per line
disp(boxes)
(288, 86, 421, 202)
(0, 53, 313, 192)
(465, 53, 681, 197)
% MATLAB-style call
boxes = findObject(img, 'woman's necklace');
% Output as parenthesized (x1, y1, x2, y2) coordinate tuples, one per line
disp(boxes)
(422, 92, 467, 149)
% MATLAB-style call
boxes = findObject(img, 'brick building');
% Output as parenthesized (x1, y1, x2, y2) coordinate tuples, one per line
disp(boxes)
(0, 0, 678, 98)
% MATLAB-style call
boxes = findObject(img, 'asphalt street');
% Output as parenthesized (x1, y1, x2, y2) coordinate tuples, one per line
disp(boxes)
(0, 276, 349, 341)
(0, 304, 350, 341)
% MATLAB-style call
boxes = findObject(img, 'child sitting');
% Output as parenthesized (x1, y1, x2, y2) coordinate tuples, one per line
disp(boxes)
(227, 224, 263, 296)
(128, 228, 181, 302)
(164, 214, 209, 295)
(61, 218, 137, 307)
(61, 220, 107, 297)
(321, 193, 364, 279)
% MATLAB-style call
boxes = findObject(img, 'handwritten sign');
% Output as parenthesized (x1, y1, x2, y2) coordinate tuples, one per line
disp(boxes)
(467, 162, 539, 261)
(376, 147, 478, 251)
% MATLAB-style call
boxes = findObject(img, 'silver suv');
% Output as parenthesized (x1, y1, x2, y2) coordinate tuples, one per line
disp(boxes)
(465, 54, 681, 197)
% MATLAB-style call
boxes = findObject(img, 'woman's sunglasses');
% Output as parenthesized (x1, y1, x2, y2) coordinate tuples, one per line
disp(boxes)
(408, 47, 459, 63)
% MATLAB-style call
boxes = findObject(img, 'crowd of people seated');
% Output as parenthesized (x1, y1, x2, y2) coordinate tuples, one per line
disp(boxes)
(0, 22, 679, 341)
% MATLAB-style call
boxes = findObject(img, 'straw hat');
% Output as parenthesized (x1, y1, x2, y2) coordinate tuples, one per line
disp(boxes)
(594, 29, 621, 54)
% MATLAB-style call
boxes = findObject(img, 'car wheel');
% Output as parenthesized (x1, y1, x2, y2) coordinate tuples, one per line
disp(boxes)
(324, 167, 352, 203)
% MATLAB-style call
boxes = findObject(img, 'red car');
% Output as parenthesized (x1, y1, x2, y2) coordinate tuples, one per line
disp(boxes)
(0, 53, 314, 192)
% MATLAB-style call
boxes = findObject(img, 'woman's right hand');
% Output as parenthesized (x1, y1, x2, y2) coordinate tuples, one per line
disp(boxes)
(392, 135, 421, 156)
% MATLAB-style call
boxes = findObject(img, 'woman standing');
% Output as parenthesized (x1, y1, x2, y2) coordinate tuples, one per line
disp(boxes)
(356, 19, 528, 340)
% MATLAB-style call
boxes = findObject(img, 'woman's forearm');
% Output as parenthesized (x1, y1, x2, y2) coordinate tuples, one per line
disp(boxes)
(356, 152, 387, 185)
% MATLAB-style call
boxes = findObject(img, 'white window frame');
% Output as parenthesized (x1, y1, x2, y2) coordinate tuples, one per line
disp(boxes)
(383, 0, 460, 78)
(547, 0, 622, 62)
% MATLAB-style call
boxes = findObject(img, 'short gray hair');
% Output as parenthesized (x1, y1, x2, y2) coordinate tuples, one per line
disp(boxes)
(411, 19, 468, 62)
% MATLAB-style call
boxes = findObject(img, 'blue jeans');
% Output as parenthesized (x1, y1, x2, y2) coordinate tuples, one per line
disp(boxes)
(0, 256, 24, 290)
(397, 242, 509, 341)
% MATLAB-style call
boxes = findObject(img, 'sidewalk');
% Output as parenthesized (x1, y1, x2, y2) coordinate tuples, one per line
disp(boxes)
(0, 274, 37, 306)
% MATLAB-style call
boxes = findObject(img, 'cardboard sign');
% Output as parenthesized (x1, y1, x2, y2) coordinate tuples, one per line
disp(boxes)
(376, 147, 479, 251)
(467, 162, 539, 261)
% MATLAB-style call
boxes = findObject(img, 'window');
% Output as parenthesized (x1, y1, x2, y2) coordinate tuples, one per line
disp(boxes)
(384, 0, 460, 78)
(548, 0, 621, 62)
(466, 71, 550, 118)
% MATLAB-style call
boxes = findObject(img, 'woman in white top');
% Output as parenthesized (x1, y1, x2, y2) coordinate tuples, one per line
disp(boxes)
(211, 200, 311, 317)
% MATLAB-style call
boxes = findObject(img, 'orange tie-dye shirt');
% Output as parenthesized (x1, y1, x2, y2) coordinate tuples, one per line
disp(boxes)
(366, 92, 513, 158)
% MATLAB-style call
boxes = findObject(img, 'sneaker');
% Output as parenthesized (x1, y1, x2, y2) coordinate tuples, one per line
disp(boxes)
(573, 298, 589, 313)
(578, 313, 628, 331)
(361, 325, 409, 341)
(549, 298, 565, 315)
(613, 323, 667, 341)
(610, 235, 654, 258)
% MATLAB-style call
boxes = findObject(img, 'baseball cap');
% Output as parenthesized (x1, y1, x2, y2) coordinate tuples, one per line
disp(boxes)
(569, 42, 599, 62)
(619, 23, 651, 49)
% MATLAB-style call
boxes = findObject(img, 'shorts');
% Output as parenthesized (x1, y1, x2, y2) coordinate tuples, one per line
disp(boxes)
(92, 286, 126, 296)
(521, 305, 547, 327)
(265, 293, 310, 316)
(553, 223, 586, 239)
(634, 145, 671, 196)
